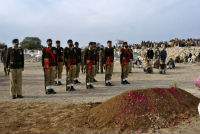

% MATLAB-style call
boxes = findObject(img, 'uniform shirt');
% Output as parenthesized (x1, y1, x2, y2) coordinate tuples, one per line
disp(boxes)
(56, 47, 64, 62)
(104, 47, 114, 64)
(64, 47, 77, 65)
(42, 47, 57, 67)
(75, 47, 82, 63)
(120, 47, 130, 64)
(6, 47, 24, 69)
(84, 48, 97, 65)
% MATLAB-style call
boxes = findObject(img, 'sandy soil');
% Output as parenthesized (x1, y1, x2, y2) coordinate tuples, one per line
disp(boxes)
(0, 60, 200, 133)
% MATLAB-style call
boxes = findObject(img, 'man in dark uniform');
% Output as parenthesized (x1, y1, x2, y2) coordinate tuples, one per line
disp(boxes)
(55, 40, 64, 85)
(1, 45, 8, 76)
(64, 39, 77, 91)
(104, 41, 114, 86)
(74, 42, 81, 84)
(120, 42, 130, 84)
(6, 39, 24, 99)
(42, 39, 57, 94)
(84, 42, 96, 89)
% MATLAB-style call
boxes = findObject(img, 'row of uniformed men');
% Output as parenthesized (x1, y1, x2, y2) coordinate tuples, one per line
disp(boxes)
(5, 39, 133, 99)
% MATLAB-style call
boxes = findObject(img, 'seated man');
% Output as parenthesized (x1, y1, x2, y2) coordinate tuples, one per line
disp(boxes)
(134, 57, 142, 68)
(167, 58, 175, 69)
(154, 58, 160, 69)
(159, 61, 166, 74)
(143, 58, 153, 73)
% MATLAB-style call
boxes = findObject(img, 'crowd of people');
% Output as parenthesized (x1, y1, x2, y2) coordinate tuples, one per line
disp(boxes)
(1, 38, 200, 99)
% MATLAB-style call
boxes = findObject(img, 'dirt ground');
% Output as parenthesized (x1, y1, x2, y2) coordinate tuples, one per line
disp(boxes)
(0, 60, 200, 133)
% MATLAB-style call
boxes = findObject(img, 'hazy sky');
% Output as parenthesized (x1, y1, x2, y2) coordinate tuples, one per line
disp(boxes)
(0, 0, 199, 47)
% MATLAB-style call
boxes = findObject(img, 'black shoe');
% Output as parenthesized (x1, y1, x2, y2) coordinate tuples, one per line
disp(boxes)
(12, 95, 16, 99)
(17, 95, 24, 98)
(93, 79, 98, 82)
(50, 89, 56, 94)
(108, 82, 113, 86)
(89, 84, 94, 89)
(125, 80, 130, 84)
(76, 80, 81, 84)
(71, 86, 76, 91)
(57, 81, 62, 85)
(121, 81, 127, 84)
(105, 82, 110, 86)
(46, 89, 51, 94)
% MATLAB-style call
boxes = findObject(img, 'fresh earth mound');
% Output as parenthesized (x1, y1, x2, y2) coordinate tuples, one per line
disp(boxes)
(0, 88, 199, 134)
(87, 88, 200, 133)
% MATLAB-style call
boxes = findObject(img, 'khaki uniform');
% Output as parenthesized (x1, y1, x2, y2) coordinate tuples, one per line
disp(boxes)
(120, 47, 130, 81)
(42, 47, 57, 89)
(104, 47, 114, 82)
(55, 47, 64, 80)
(6, 47, 24, 96)
(84, 48, 97, 85)
(45, 66, 56, 86)
(64, 47, 77, 86)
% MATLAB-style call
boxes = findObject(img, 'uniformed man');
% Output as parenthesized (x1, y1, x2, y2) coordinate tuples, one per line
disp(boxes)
(6, 39, 24, 99)
(120, 42, 130, 84)
(84, 42, 96, 89)
(99, 45, 104, 74)
(55, 40, 64, 85)
(128, 45, 133, 73)
(64, 39, 77, 91)
(1, 45, 8, 76)
(104, 41, 114, 86)
(42, 39, 57, 94)
(74, 42, 81, 84)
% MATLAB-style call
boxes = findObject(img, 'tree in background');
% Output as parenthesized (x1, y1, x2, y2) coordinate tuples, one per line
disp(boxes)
(0, 43, 6, 49)
(20, 37, 43, 50)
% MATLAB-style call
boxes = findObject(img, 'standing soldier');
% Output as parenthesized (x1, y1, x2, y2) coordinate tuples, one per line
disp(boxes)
(85, 42, 96, 89)
(99, 45, 104, 74)
(55, 40, 64, 86)
(42, 39, 57, 94)
(104, 41, 114, 86)
(64, 39, 77, 91)
(128, 45, 133, 73)
(120, 42, 130, 84)
(74, 42, 81, 84)
(1, 45, 8, 76)
(6, 39, 24, 99)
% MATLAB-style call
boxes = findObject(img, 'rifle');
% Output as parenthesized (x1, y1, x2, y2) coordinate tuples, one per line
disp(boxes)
(43, 67, 47, 94)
